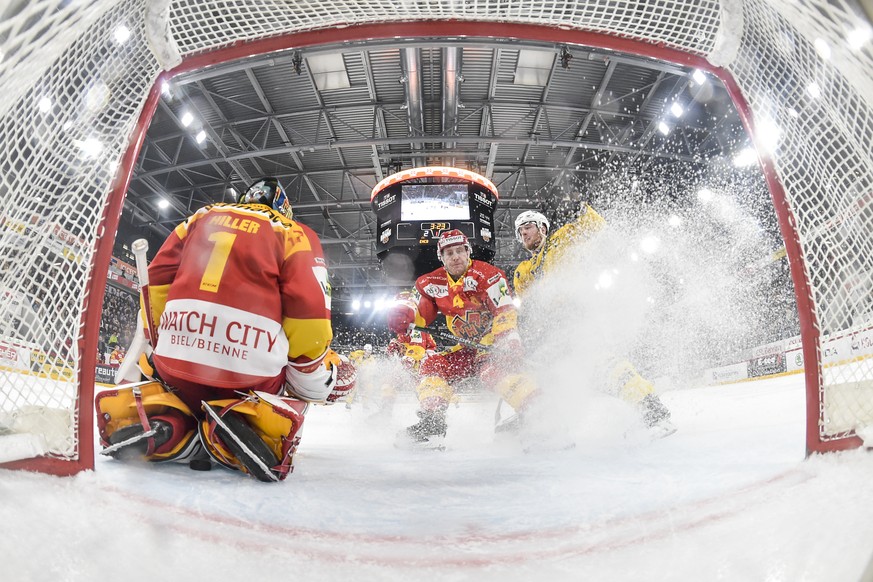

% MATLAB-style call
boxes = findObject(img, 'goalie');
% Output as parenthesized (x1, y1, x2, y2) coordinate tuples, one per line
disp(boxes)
(96, 177, 356, 482)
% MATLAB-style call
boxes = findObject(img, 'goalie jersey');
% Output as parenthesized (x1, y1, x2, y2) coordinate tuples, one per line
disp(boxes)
(144, 202, 333, 390)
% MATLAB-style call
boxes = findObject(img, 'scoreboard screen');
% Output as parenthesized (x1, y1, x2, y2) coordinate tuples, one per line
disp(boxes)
(400, 184, 470, 221)
(370, 167, 499, 281)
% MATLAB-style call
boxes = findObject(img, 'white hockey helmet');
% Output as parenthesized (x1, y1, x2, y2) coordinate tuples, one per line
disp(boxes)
(514, 210, 550, 242)
(363, 343, 373, 355)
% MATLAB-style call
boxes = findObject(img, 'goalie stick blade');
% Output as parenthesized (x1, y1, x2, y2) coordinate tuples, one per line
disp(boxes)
(202, 403, 281, 483)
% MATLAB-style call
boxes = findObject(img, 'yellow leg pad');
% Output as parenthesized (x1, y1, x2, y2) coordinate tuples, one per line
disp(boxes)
(204, 394, 303, 462)
(96, 382, 193, 440)
(609, 360, 655, 404)
(493, 373, 537, 411)
(416, 376, 454, 404)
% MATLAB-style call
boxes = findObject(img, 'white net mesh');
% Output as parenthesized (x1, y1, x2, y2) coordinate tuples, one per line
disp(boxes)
(0, 0, 870, 470)
(731, 0, 873, 443)
(0, 0, 160, 468)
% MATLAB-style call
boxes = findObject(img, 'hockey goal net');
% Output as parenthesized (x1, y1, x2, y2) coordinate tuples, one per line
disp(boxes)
(0, 0, 870, 474)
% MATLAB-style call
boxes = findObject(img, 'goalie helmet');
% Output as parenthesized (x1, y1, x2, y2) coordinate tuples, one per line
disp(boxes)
(240, 177, 293, 219)
(437, 229, 472, 262)
(514, 210, 549, 242)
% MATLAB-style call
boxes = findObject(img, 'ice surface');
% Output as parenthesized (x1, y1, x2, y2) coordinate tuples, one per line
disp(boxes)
(3, 374, 873, 581)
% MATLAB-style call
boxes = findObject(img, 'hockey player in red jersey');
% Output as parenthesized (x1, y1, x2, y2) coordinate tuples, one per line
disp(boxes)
(96, 177, 355, 481)
(387, 229, 554, 450)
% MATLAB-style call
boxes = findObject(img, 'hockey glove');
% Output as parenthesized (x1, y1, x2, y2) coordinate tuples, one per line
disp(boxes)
(284, 349, 341, 403)
(326, 355, 357, 404)
(386, 338, 403, 358)
(387, 302, 416, 334)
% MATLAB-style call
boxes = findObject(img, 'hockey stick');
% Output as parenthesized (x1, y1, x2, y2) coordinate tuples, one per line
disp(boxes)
(131, 239, 157, 343)
(114, 239, 155, 384)
(413, 326, 490, 351)
(113, 320, 149, 384)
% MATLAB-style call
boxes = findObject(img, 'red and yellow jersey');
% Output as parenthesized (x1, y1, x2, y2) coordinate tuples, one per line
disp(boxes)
(412, 260, 518, 347)
(144, 202, 332, 389)
(513, 204, 606, 296)
(108, 347, 126, 365)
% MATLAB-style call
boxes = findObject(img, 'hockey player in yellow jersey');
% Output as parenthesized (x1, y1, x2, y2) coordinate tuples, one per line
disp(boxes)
(513, 205, 607, 296)
(349, 343, 374, 366)
(513, 207, 675, 437)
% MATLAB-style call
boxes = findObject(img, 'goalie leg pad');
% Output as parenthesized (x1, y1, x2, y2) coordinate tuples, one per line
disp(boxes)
(198, 393, 307, 482)
(96, 382, 198, 461)
(105, 409, 198, 462)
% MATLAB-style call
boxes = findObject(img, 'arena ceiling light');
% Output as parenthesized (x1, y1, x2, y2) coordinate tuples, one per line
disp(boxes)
(307, 53, 351, 91)
(513, 48, 554, 86)
(732, 147, 758, 168)
(113, 25, 131, 45)
(848, 26, 872, 51)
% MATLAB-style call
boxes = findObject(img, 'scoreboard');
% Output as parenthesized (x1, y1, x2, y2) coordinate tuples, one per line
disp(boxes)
(371, 166, 499, 282)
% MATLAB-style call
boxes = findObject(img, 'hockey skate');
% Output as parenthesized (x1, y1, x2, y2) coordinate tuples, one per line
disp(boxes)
(493, 399, 521, 435)
(395, 410, 447, 451)
(639, 394, 677, 439)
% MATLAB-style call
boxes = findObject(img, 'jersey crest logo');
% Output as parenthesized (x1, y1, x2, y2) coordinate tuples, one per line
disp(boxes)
(449, 310, 493, 341)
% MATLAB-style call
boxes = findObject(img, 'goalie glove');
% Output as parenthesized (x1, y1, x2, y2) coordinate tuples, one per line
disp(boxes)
(327, 355, 357, 404)
(285, 349, 340, 403)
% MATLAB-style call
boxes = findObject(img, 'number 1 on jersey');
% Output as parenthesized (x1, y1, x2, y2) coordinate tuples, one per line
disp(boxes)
(200, 231, 237, 292)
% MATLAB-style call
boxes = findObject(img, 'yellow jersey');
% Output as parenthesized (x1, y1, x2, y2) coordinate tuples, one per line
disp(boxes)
(513, 204, 606, 296)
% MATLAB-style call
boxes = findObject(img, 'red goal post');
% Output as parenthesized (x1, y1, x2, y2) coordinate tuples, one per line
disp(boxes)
(0, 0, 870, 474)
